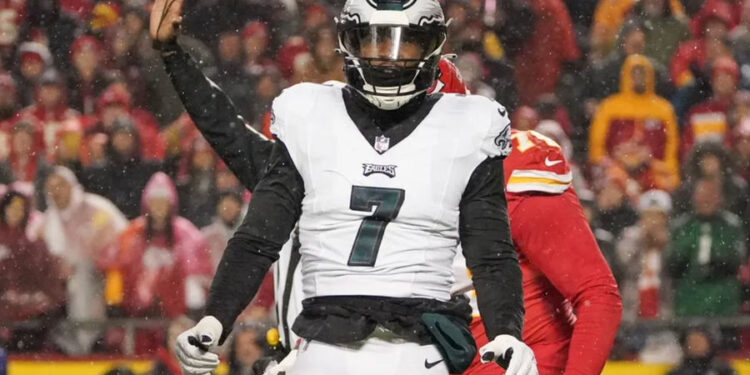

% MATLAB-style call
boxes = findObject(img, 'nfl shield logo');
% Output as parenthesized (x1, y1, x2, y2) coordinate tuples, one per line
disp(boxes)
(374, 135, 390, 153)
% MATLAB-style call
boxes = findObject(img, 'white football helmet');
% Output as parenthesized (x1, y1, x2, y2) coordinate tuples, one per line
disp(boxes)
(337, 0, 447, 110)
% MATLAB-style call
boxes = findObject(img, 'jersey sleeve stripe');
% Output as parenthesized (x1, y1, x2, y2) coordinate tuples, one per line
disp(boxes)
(509, 169, 572, 182)
(506, 179, 571, 194)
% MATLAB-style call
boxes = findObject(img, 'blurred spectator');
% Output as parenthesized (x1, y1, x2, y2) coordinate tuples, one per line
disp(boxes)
(455, 52, 495, 99)
(589, 54, 680, 191)
(215, 30, 256, 122)
(68, 35, 109, 114)
(594, 165, 639, 237)
(202, 189, 244, 270)
(731, 0, 750, 90)
(82, 116, 162, 219)
(682, 57, 740, 158)
(670, 0, 734, 88)
(309, 27, 344, 82)
(87, 83, 165, 160)
(579, 189, 623, 283)
(16, 69, 79, 158)
(15, 42, 53, 106)
(629, 0, 689, 67)
(736, 118, 750, 182)
(252, 67, 284, 135)
(586, 19, 673, 101)
(302, 2, 329, 34)
(0, 189, 65, 352)
(511, 106, 540, 131)
(108, 8, 151, 109)
(0, 73, 19, 124)
(0, 0, 24, 65)
(22, 0, 79, 74)
(177, 138, 219, 228)
(276, 35, 309, 80)
(534, 93, 573, 135)
(1, 120, 42, 183)
(49, 118, 84, 174)
(228, 324, 268, 375)
(616, 190, 673, 321)
(673, 142, 750, 222)
(109, 172, 212, 318)
(513, 0, 579, 105)
(667, 178, 746, 317)
(666, 326, 737, 375)
(591, 0, 635, 53)
(149, 316, 194, 375)
(42, 166, 127, 354)
(242, 21, 273, 80)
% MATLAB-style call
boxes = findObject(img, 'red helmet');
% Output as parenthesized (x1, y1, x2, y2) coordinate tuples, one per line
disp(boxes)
(428, 57, 468, 95)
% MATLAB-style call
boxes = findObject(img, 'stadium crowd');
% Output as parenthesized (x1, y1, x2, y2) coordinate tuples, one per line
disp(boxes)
(0, 0, 749, 372)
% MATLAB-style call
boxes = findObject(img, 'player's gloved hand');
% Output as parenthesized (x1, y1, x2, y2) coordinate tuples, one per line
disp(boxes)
(479, 334, 538, 375)
(175, 316, 223, 375)
(263, 349, 298, 375)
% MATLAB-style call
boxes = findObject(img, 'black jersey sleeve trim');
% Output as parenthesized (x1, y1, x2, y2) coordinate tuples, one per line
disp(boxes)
(205, 140, 305, 344)
(459, 157, 524, 340)
(161, 42, 274, 190)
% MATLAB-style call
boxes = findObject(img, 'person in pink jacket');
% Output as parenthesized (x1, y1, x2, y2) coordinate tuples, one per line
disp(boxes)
(110, 172, 213, 319)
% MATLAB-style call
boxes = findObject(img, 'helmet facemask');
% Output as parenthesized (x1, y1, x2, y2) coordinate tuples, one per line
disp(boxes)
(338, 23, 446, 110)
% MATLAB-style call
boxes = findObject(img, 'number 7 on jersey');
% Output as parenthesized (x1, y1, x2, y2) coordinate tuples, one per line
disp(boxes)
(348, 186, 405, 266)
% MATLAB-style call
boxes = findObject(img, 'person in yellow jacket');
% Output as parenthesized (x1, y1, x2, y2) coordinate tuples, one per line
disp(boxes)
(589, 54, 680, 191)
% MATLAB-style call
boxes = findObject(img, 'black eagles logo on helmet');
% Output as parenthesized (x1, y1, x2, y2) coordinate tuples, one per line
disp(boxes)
(337, 0, 446, 110)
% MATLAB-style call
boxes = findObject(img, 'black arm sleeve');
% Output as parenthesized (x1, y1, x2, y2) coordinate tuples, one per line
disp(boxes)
(205, 140, 304, 344)
(459, 157, 524, 340)
(161, 41, 274, 190)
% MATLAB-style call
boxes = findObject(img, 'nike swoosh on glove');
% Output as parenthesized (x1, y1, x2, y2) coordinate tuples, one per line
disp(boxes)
(175, 316, 223, 375)
(264, 349, 298, 375)
(479, 334, 538, 375)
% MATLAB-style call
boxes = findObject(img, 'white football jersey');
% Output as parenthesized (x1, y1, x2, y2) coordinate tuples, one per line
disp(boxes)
(270, 83, 511, 302)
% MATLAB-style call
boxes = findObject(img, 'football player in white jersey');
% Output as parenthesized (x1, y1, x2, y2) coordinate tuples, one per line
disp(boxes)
(153, 0, 538, 374)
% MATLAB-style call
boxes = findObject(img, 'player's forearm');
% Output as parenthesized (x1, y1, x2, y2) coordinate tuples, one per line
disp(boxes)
(206, 141, 304, 344)
(565, 281, 622, 375)
(205, 234, 277, 344)
(160, 41, 272, 189)
(460, 158, 524, 339)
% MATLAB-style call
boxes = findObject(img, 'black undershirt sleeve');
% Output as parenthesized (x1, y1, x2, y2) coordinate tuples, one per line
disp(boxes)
(459, 157, 524, 340)
(161, 41, 273, 190)
(205, 140, 304, 344)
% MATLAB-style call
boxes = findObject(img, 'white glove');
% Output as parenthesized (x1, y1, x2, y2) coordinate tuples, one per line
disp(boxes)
(479, 334, 538, 375)
(263, 349, 299, 375)
(175, 316, 223, 375)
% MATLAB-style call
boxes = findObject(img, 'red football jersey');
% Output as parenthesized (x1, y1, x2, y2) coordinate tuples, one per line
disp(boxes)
(463, 131, 621, 375)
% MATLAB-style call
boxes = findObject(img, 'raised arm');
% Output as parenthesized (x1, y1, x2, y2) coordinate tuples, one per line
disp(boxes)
(150, 0, 273, 190)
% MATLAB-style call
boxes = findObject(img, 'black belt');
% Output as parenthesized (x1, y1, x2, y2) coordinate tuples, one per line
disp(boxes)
(291, 294, 472, 345)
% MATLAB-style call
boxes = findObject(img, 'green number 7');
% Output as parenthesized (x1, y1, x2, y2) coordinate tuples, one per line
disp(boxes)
(347, 186, 405, 266)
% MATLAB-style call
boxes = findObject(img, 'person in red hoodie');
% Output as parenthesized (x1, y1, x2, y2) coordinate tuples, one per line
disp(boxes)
(109, 172, 213, 318)
(512, 0, 580, 105)
(682, 56, 740, 158)
(87, 82, 165, 160)
(670, 0, 735, 87)
(0, 188, 65, 352)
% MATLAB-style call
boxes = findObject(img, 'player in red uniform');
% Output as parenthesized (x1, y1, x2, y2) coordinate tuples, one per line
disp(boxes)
(463, 129, 623, 375)
(151, 2, 621, 370)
